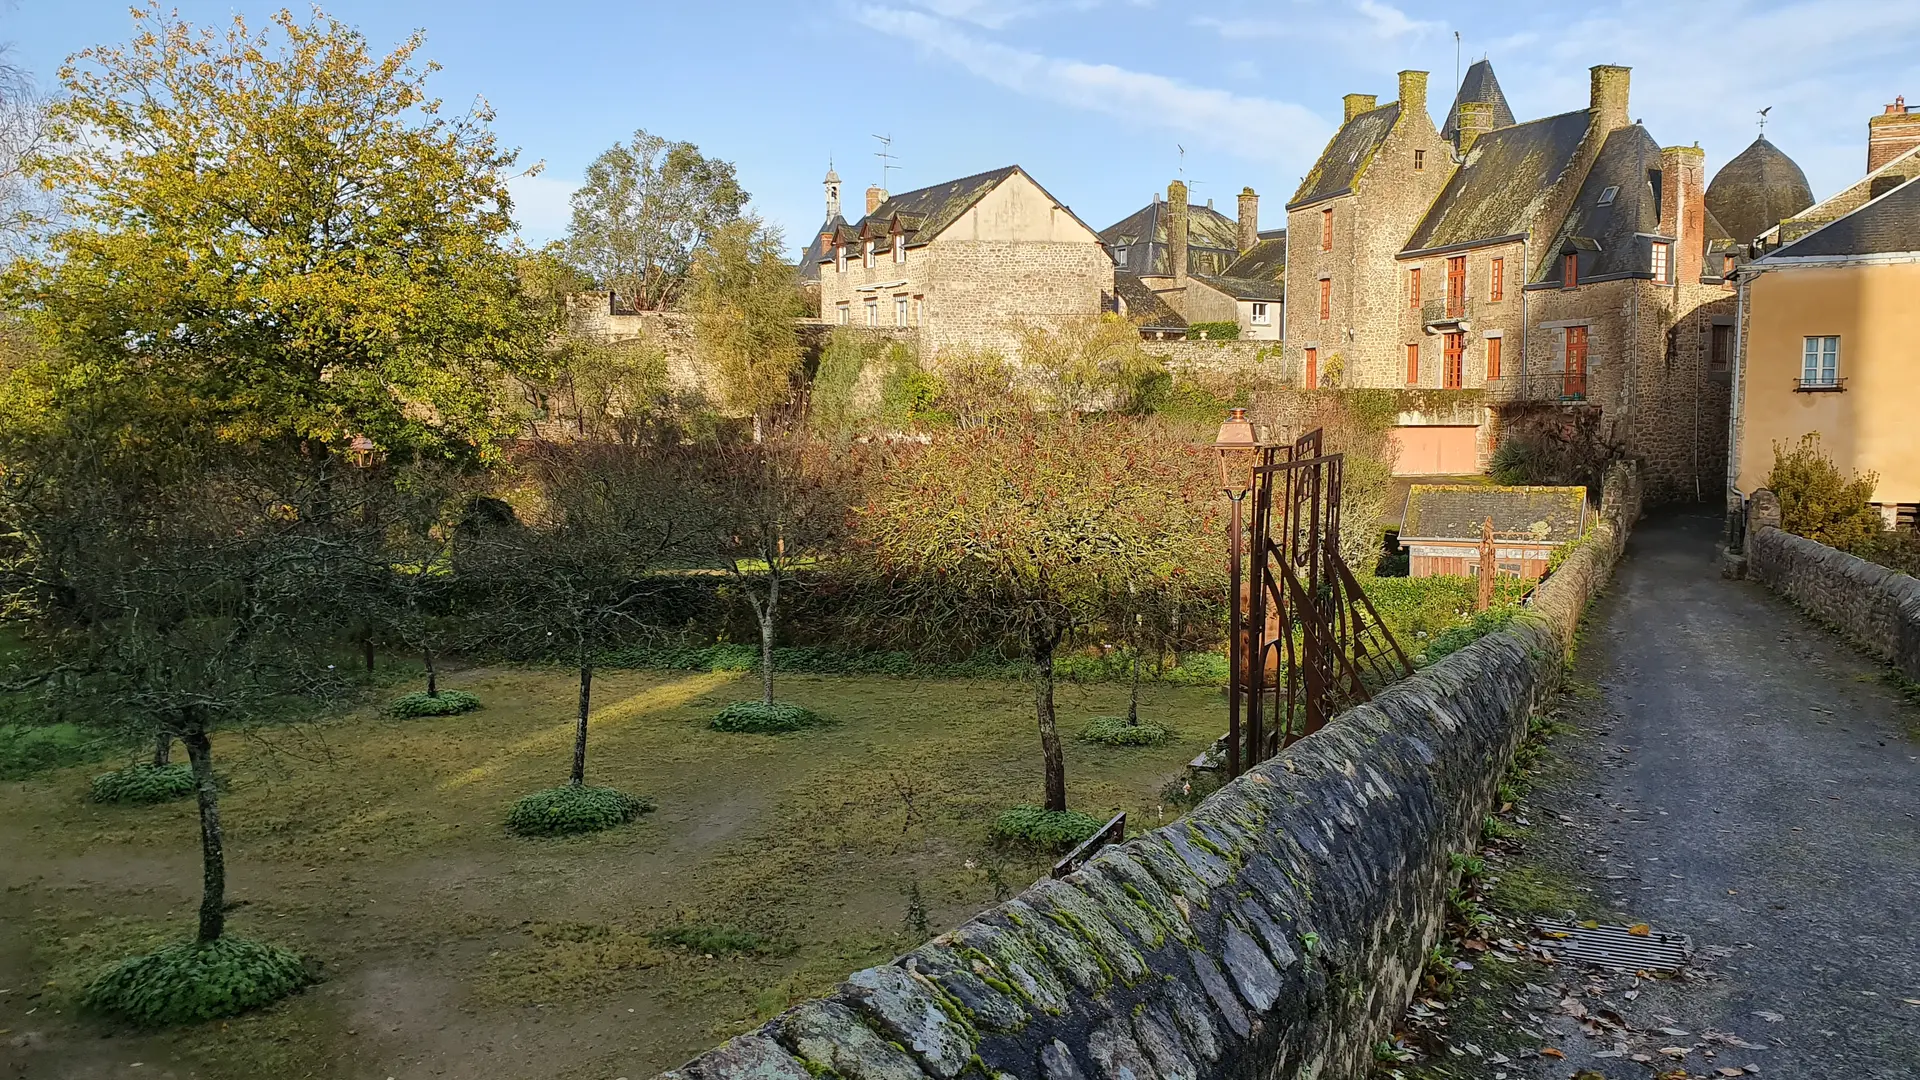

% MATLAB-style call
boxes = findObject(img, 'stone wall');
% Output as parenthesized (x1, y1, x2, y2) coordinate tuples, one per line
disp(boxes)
(923, 241, 1115, 358)
(652, 462, 1644, 1080)
(1746, 520, 1920, 678)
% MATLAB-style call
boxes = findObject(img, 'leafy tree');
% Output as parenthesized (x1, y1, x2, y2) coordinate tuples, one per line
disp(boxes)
(930, 347, 1025, 429)
(14, 5, 539, 462)
(1767, 432, 1884, 549)
(857, 420, 1219, 811)
(0, 48, 46, 252)
(687, 217, 804, 435)
(566, 129, 748, 311)
(1017, 314, 1165, 414)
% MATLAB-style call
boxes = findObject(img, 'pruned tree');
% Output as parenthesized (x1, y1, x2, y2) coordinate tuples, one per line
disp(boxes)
(687, 216, 805, 437)
(1016, 314, 1166, 414)
(566, 128, 748, 311)
(857, 419, 1220, 811)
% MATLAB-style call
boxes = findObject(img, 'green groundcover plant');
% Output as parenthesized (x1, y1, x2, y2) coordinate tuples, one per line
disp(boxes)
(506, 785, 655, 837)
(89, 763, 197, 804)
(709, 701, 827, 734)
(0, 723, 113, 779)
(1078, 715, 1172, 747)
(82, 937, 311, 1027)
(388, 689, 481, 718)
(991, 805, 1105, 852)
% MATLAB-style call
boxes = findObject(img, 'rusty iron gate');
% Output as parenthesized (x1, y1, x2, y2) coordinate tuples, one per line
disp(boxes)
(1227, 429, 1412, 777)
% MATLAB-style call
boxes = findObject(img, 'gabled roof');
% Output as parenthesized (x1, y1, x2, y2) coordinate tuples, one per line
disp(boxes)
(819, 166, 1094, 262)
(796, 214, 846, 282)
(1193, 273, 1283, 301)
(1113, 271, 1186, 330)
(1758, 174, 1920, 260)
(1705, 136, 1814, 244)
(1099, 199, 1243, 276)
(1223, 234, 1285, 281)
(1289, 102, 1401, 209)
(1441, 59, 1517, 144)
(1402, 110, 1591, 255)
(1536, 125, 1664, 285)
(1401, 484, 1588, 543)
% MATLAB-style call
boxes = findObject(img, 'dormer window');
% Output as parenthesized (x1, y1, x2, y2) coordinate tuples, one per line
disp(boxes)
(836, 244, 847, 273)
(1650, 241, 1670, 284)
(1597, 185, 1618, 206)
(1115, 246, 1129, 268)
(863, 239, 875, 269)
(1563, 252, 1579, 288)
(893, 234, 906, 264)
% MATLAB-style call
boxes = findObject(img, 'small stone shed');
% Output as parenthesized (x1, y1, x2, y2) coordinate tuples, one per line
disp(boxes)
(1399, 484, 1588, 579)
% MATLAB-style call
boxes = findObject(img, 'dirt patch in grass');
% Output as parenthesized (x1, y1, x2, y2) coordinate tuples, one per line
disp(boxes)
(0, 667, 1220, 1079)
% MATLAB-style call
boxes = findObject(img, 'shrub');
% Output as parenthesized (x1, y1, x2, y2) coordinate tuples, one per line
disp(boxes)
(1767, 432, 1885, 549)
(506, 785, 655, 837)
(1490, 436, 1544, 485)
(0, 722, 112, 780)
(388, 689, 481, 718)
(990, 805, 1104, 852)
(1185, 321, 1240, 341)
(1078, 715, 1172, 747)
(90, 763, 197, 805)
(709, 701, 827, 734)
(81, 936, 310, 1026)
(1420, 607, 1518, 666)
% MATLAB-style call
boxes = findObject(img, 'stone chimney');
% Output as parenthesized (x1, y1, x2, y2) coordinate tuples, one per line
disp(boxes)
(866, 186, 887, 214)
(1869, 95, 1920, 173)
(1237, 187, 1259, 253)
(1343, 93, 1377, 123)
(1167, 179, 1189, 286)
(1397, 70, 1428, 119)
(1455, 100, 1496, 154)
(825, 165, 841, 220)
(1589, 65, 1631, 133)
(1659, 145, 1706, 283)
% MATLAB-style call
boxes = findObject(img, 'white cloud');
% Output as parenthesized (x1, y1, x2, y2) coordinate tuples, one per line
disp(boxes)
(903, 0, 1118, 29)
(853, 5, 1329, 163)
(1194, 1, 1438, 43)
(506, 172, 578, 244)
(1353, 0, 1439, 39)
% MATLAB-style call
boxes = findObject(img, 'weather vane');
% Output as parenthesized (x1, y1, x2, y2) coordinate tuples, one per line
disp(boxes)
(1757, 106, 1772, 134)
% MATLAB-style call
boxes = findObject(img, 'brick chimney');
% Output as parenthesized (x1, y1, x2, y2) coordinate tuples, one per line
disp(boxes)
(1397, 70, 1428, 120)
(1167, 179, 1189, 286)
(1869, 95, 1920, 173)
(1659, 145, 1706, 283)
(1589, 65, 1631, 133)
(866, 185, 887, 214)
(1343, 93, 1377, 124)
(1455, 100, 1496, 154)
(1237, 187, 1259, 253)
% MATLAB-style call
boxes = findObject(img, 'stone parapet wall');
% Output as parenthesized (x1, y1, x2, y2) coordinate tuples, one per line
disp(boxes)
(652, 461, 1644, 1080)
(1746, 521, 1920, 678)
(1144, 340, 1283, 372)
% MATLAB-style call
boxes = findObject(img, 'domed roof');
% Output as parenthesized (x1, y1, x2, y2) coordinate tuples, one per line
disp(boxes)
(1706, 136, 1814, 244)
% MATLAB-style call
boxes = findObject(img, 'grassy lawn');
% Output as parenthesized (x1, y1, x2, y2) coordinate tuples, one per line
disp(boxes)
(0, 666, 1221, 1080)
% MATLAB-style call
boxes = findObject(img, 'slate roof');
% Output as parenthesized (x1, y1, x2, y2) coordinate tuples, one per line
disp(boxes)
(1401, 484, 1589, 543)
(796, 214, 846, 282)
(1193, 273, 1283, 301)
(1441, 59, 1517, 144)
(1223, 234, 1286, 281)
(1705, 136, 1814, 245)
(820, 166, 1093, 261)
(1099, 199, 1243, 276)
(1289, 102, 1401, 209)
(1402, 110, 1592, 255)
(1758, 174, 1920, 259)
(1536, 125, 1666, 285)
(1113, 271, 1186, 330)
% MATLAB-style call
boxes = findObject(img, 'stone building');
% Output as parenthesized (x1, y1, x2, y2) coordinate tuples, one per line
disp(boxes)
(813, 165, 1112, 358)
(1102, 183, 1285, 340)
(1749, 97, 1920, 254)
(1283, 61, 1746, 502)
(794, 165, 849, 316)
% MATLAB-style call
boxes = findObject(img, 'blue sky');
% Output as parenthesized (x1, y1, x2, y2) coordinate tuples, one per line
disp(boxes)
(9, 2, 1918, 256)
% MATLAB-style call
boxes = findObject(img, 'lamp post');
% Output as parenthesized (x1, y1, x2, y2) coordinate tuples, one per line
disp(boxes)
(1211, 408, 1261, 778)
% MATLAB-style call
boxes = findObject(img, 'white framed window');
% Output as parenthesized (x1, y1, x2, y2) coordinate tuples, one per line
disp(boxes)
(1250, 302, 1270, 325)
(893, 236, 906, 264)
(836, 245, 847, 273)
(1115, 246, 1129, 268)
(895, 297, 909, 326)
(863, 239, 874, 269)
(1801, 335, 1839, 386)
(836, 303, 850, 325)
(865, 299, 879, 327)
(1650, 241, 1670, 284)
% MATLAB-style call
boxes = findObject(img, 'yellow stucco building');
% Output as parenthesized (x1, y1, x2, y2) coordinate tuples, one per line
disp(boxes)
(1730, 174, 1920, 521)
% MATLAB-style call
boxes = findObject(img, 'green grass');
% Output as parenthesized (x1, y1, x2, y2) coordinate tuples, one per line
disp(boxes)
(0, 722, 117, 780)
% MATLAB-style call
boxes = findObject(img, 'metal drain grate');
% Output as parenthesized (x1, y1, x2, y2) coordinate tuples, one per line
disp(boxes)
(1534, 920, 1691, 971)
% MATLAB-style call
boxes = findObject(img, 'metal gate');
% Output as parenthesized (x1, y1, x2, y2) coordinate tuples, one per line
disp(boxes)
(1227, 429, 1412, 777)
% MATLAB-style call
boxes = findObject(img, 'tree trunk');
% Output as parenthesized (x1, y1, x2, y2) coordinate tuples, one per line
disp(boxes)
(181, 714, 226, 943)
(363, 635, 375, 673)
(1032, 631, 1067, 813)
(424, 647, 438, 697)
(152, 729, 172, 767)
(759, 573, 780, 706)
(1127, 648, 1142, 726)
(571, 644, 592, 787)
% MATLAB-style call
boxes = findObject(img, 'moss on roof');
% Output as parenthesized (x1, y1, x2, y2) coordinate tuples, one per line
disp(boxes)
(1402, 110, 1591, 254)
(1223, 235, 1285, 281)
(1100, 200, 1243, 276)
(1706, 136, 1814, 245)
(1289, 102, 1401, 208)
(1401, 484, 1588, 542)
(1113, 271, 1187, 329)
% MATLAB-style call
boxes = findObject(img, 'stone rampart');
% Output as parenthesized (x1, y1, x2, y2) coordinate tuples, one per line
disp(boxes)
(1746, 517, 1920, 678)
(653, 462, 1642, 1080)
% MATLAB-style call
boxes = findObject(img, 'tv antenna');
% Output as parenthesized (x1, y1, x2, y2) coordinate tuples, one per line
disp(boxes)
(1757, 105, 1772, 134)
(1177, 143, 1186, 178)
(872, 134, 899, 191)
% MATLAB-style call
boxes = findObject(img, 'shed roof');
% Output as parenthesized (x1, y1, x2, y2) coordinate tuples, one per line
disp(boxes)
(1758, 174, 1920, 259)
(1223, 234, 1286, 281)
(1401, 484, 1589, 542)
(1289, 102, 1401, 209)
(1113, 271, 1187, 330)
(1403, 110, 1591, 254)
(1192, 273, 1282, 301)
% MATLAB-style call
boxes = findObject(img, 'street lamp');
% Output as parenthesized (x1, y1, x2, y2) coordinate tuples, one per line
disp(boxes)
(1211, 408, 1263, 777)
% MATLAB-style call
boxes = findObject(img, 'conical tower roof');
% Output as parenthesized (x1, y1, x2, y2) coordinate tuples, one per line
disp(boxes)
(1442, 59, 1516, 142)
(1706, 135, 1814, 243)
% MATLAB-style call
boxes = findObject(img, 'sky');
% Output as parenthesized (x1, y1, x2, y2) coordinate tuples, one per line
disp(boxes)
(8, 1, 1918, 257)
